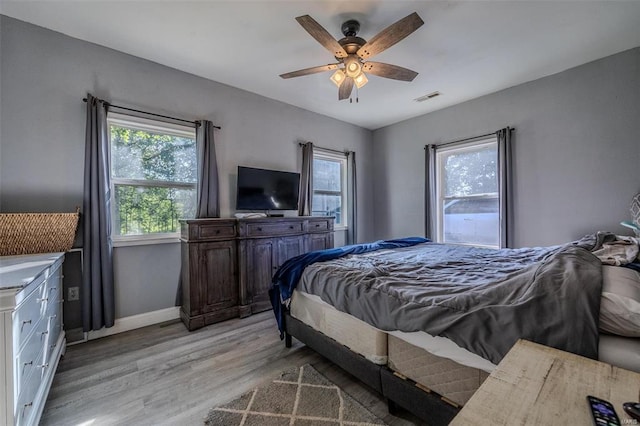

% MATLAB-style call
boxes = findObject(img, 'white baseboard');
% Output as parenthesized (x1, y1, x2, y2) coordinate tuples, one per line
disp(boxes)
(87, 306, 180, 340)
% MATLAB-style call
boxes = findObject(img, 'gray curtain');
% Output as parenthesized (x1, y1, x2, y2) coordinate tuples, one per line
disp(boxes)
(497, 127, 514, 248)
(424, 144, 437, 240)
(82, 94, 115, 332)
(346, 151, 358, 244)
(196, 120, 220, 218)
(298, 142, 314, 216)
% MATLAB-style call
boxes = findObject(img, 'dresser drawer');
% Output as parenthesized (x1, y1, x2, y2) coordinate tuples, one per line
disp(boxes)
(14, 361, 42, 426)
(14, 324, 47, 397)
(43, 264, 62, 301)
(246, 221, 304, 237)
(12, 280, 47, 351)
(308, 218, 333, 232)
(45, 281, 60, 309)
(196, 224, 235, 240)
(45, 306, 62, 362)
(182, 219, 237, 242)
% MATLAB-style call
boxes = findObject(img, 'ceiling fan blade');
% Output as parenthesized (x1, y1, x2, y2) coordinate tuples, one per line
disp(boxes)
(280, 64, 340, 79)
(357, 12, 424, 59)
(296, 15, 348, 59)
(338, 77, 354, 100)
(362, 62, 418, 81)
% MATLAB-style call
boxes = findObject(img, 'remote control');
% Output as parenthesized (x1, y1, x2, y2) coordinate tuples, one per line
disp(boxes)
(623, 402, 640, 421)
(587, 395, 621, 426)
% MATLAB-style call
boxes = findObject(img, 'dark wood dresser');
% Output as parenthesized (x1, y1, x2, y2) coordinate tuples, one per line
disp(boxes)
(180, 216, 334, 331)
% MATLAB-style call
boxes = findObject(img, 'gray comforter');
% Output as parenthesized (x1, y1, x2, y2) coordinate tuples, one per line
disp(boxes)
(297, 239, 603, 365)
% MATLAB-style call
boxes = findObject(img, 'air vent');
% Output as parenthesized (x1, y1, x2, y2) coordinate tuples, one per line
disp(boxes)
(414, 91, 441, 102)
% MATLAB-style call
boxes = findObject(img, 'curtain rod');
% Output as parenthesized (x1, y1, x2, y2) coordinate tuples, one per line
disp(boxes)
(82, 97, 221, 130)
(425, 128, 514, 149)
(298, 142, 349, 156)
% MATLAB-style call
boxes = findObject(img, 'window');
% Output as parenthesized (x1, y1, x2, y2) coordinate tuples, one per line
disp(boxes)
(108, 113, 197, 242)
(435, 138, 499, 248)
(312, 150, 347, 228)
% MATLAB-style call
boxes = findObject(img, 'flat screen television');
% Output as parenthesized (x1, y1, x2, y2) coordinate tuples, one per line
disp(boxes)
(236, 166, 300, 211)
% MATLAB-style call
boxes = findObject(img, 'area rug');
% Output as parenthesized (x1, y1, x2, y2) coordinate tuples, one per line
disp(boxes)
(204, 364, 387, 425)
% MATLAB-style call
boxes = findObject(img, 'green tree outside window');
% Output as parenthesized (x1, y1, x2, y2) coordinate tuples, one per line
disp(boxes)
(110, 122, 196, 236)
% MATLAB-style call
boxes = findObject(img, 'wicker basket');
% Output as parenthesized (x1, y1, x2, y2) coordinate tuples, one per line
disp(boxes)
(0, 211, 80, 256)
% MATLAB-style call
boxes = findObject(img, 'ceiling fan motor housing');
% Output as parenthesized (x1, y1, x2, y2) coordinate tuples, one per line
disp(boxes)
(338, 20, 366, 57)
(341, 19, 360, 37)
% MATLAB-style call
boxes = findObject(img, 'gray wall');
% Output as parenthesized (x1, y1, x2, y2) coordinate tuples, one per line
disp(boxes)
(373, 47, 640, 247)
(0, 16, 374, 320)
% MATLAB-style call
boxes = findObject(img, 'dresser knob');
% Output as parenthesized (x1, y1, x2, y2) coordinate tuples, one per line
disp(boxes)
(216, 229, 220, 234)
(41, 330, 49, 337)
(37, 363, 49, 369)
(316, 224, 320, 227)
(257, 227, 263, 231)
(23, 360, 33, 367)
(37, 297, 49, 303)
(49, 314, 57, 320)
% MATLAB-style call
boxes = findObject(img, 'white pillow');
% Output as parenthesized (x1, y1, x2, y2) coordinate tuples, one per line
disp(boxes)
(599, 265, 640, 337)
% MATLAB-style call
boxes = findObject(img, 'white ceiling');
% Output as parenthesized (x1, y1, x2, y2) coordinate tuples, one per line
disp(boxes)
(2, 1, 640, 130)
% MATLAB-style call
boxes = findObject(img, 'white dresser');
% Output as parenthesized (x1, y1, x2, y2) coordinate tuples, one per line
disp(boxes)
(0, 253, 66, 426)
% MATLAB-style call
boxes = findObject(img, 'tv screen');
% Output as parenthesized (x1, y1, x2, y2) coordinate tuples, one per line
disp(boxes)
(236, 166, 300, 211)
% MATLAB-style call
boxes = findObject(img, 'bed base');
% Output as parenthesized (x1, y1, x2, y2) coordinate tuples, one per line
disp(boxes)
(284, 312, 460, 425)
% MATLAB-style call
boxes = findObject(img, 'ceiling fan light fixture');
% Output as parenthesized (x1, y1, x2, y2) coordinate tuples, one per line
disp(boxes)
(330, 69, 346, 87)
(354, 72, 368, 88)
(344, 57, 361, 78)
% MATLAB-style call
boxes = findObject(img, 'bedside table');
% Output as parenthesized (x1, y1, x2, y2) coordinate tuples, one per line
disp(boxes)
(451, 339, 640, 425)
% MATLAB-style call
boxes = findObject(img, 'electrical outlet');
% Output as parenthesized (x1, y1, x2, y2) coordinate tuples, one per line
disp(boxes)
(68, 286, 79, 301)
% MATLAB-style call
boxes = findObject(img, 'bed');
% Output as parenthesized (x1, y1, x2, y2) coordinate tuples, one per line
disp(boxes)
(270, 232, 640, 424)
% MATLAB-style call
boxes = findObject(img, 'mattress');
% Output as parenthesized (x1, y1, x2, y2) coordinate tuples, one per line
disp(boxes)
(290, 290, 388, 364)
(388, 328, 640, 382)
(598, 334, 640, 373)
(389, 330, 497, 373)
(387, 334, 489, 406)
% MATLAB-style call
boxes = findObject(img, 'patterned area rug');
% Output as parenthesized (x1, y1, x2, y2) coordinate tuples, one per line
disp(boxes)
(204, 364, 387, 425)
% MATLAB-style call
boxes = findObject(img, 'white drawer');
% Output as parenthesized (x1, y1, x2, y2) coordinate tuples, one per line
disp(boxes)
(14, 319, 47, 396)
(39, 265, 61, 318)
(43, 264, 62, 299)
(12, 278, 47, 351)
(45, 303, 62, 362)
(14, 361, 42, 426)
(45, 285, 60, 315)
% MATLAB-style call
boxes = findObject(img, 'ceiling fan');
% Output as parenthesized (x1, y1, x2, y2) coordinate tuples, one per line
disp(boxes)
(280, 12, 424, 101)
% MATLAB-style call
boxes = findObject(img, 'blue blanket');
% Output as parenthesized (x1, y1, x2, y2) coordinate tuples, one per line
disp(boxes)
(626, 262, 640, 272)
(269, 236, 430, 337)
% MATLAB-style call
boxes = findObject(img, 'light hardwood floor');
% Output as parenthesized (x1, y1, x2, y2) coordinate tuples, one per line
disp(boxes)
(41, 312, 423, 425)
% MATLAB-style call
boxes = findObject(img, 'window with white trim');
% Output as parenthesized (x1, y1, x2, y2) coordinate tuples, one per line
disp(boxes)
(435, 137, 499, 248)
(312, 150, 347, 228)
(108, 113, 197, 241)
